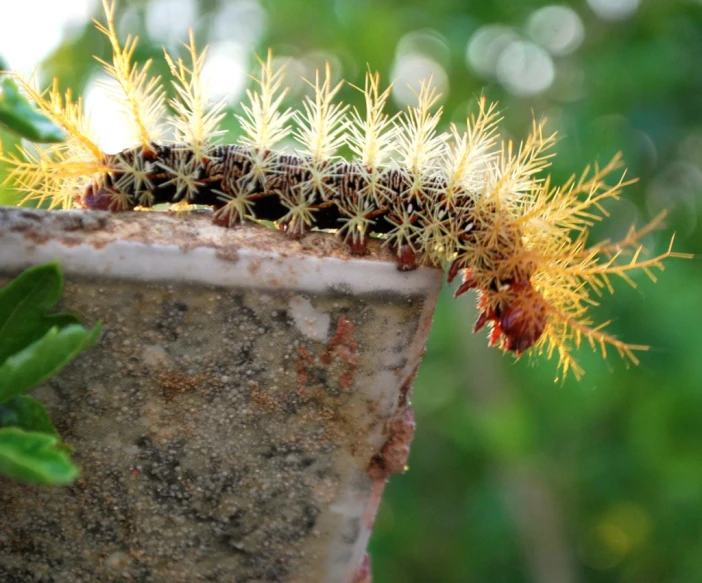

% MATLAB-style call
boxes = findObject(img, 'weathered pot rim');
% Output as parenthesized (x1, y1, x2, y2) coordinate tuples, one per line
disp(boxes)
(0, 207, 442, 294)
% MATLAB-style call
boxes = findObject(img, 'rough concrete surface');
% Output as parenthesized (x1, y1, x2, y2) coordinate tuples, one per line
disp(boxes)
(0, 208, 442, 583)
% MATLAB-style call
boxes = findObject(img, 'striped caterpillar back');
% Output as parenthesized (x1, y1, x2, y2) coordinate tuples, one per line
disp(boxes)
(83, 143, 477, 261)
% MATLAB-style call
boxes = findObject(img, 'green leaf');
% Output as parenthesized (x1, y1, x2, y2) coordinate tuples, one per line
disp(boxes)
(0, 322, 101, 404)
(0, 395, 59, 436)
(0, 262, 80, 365)
(0, 427, 78, 485)
(0, 78, 66, 143)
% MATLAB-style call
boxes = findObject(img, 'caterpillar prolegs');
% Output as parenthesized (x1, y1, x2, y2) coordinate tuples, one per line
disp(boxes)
(0, 0, 688, 379)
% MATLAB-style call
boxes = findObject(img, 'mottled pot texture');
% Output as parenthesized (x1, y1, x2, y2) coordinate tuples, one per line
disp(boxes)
(0, 208, 441, 583)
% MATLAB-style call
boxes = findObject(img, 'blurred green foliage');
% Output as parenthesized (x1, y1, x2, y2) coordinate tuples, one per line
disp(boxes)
(0, 78, 66, 143)
(0, 0, 700, 580)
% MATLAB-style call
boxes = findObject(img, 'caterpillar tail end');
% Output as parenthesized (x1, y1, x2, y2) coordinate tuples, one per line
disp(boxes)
(80, 184, 117, 211)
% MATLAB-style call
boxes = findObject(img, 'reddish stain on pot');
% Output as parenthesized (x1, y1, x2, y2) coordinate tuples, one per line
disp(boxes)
(367, 407, 416, 480)
(323, 316, 358, 363)
(352, 553, 372, 583)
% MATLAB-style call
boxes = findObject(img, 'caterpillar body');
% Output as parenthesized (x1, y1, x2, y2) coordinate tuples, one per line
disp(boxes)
(0, 0, 688, 379)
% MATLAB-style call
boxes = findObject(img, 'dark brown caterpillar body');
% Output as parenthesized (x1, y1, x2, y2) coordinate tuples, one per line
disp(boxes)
(82, 143, 474, 248)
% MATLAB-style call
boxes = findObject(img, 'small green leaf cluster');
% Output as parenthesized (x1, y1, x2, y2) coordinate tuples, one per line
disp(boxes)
(0, 263, 101, 485)
(0, 76, 66, 143)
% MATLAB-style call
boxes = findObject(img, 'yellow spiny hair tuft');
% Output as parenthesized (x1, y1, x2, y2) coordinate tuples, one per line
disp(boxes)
(0, 77, 105, 209)
(440, 97, 501, 203)
(93, 0, 167, 151)
(290, 64, 349, 205)
(293, 64, 348, 162)
(164, 30, 227, 163)
(237, 49, 293, 151)
(394, 78, 445, 195)
(347, 71, 397, 169)
(456, 142, 691, 380)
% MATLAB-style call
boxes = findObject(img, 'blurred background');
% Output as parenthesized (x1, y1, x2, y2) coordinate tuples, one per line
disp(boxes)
(1, 0, 701, 581)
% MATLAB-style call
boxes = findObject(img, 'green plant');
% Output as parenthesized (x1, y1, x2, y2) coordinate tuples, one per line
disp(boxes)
(0, 77, 65, 143)
(0, 263, 100, 485)
(0, 71, 67, 205)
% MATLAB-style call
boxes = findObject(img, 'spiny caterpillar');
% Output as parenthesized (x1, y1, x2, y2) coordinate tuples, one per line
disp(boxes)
(0, 0, 688, 380)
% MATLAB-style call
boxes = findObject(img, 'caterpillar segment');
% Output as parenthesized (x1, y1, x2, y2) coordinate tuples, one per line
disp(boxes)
(79, 143, 475, 255)
(0, 0, 689, 379)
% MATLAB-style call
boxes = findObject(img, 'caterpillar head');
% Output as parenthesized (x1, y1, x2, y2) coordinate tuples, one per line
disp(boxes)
(490, 281, 548, 355)
(445, 156, 689, 380)
(446, 196, 550, 356)
(449, 263, 548, 356)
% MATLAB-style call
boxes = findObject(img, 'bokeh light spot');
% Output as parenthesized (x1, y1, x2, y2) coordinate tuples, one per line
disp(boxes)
(496, 40, 555, 96)
(391, 54, 448, 107)
(84, 74, 141, 155)
(396, 29, 451, 68)
(527, 5, 585, 56)
(466, 24, 519, 78)
(201, 41, 248, 104)
(587, 0, 641, 21)
(146, 0, 197, 48)
(0, 0, 98, 71)
(209, 0, 266, 49)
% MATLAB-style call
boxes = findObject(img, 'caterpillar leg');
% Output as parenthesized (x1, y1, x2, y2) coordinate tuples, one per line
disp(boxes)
(447, 258, 467, 284)
(348, 237, 369, 256)
(395, 244, 418, 271)
(454, 270, 478, 297)
(474, 304, 508, 349)
(474, 304, 498, 334)
(80, 184, 113, 211)
(277, 217, 310, 239)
